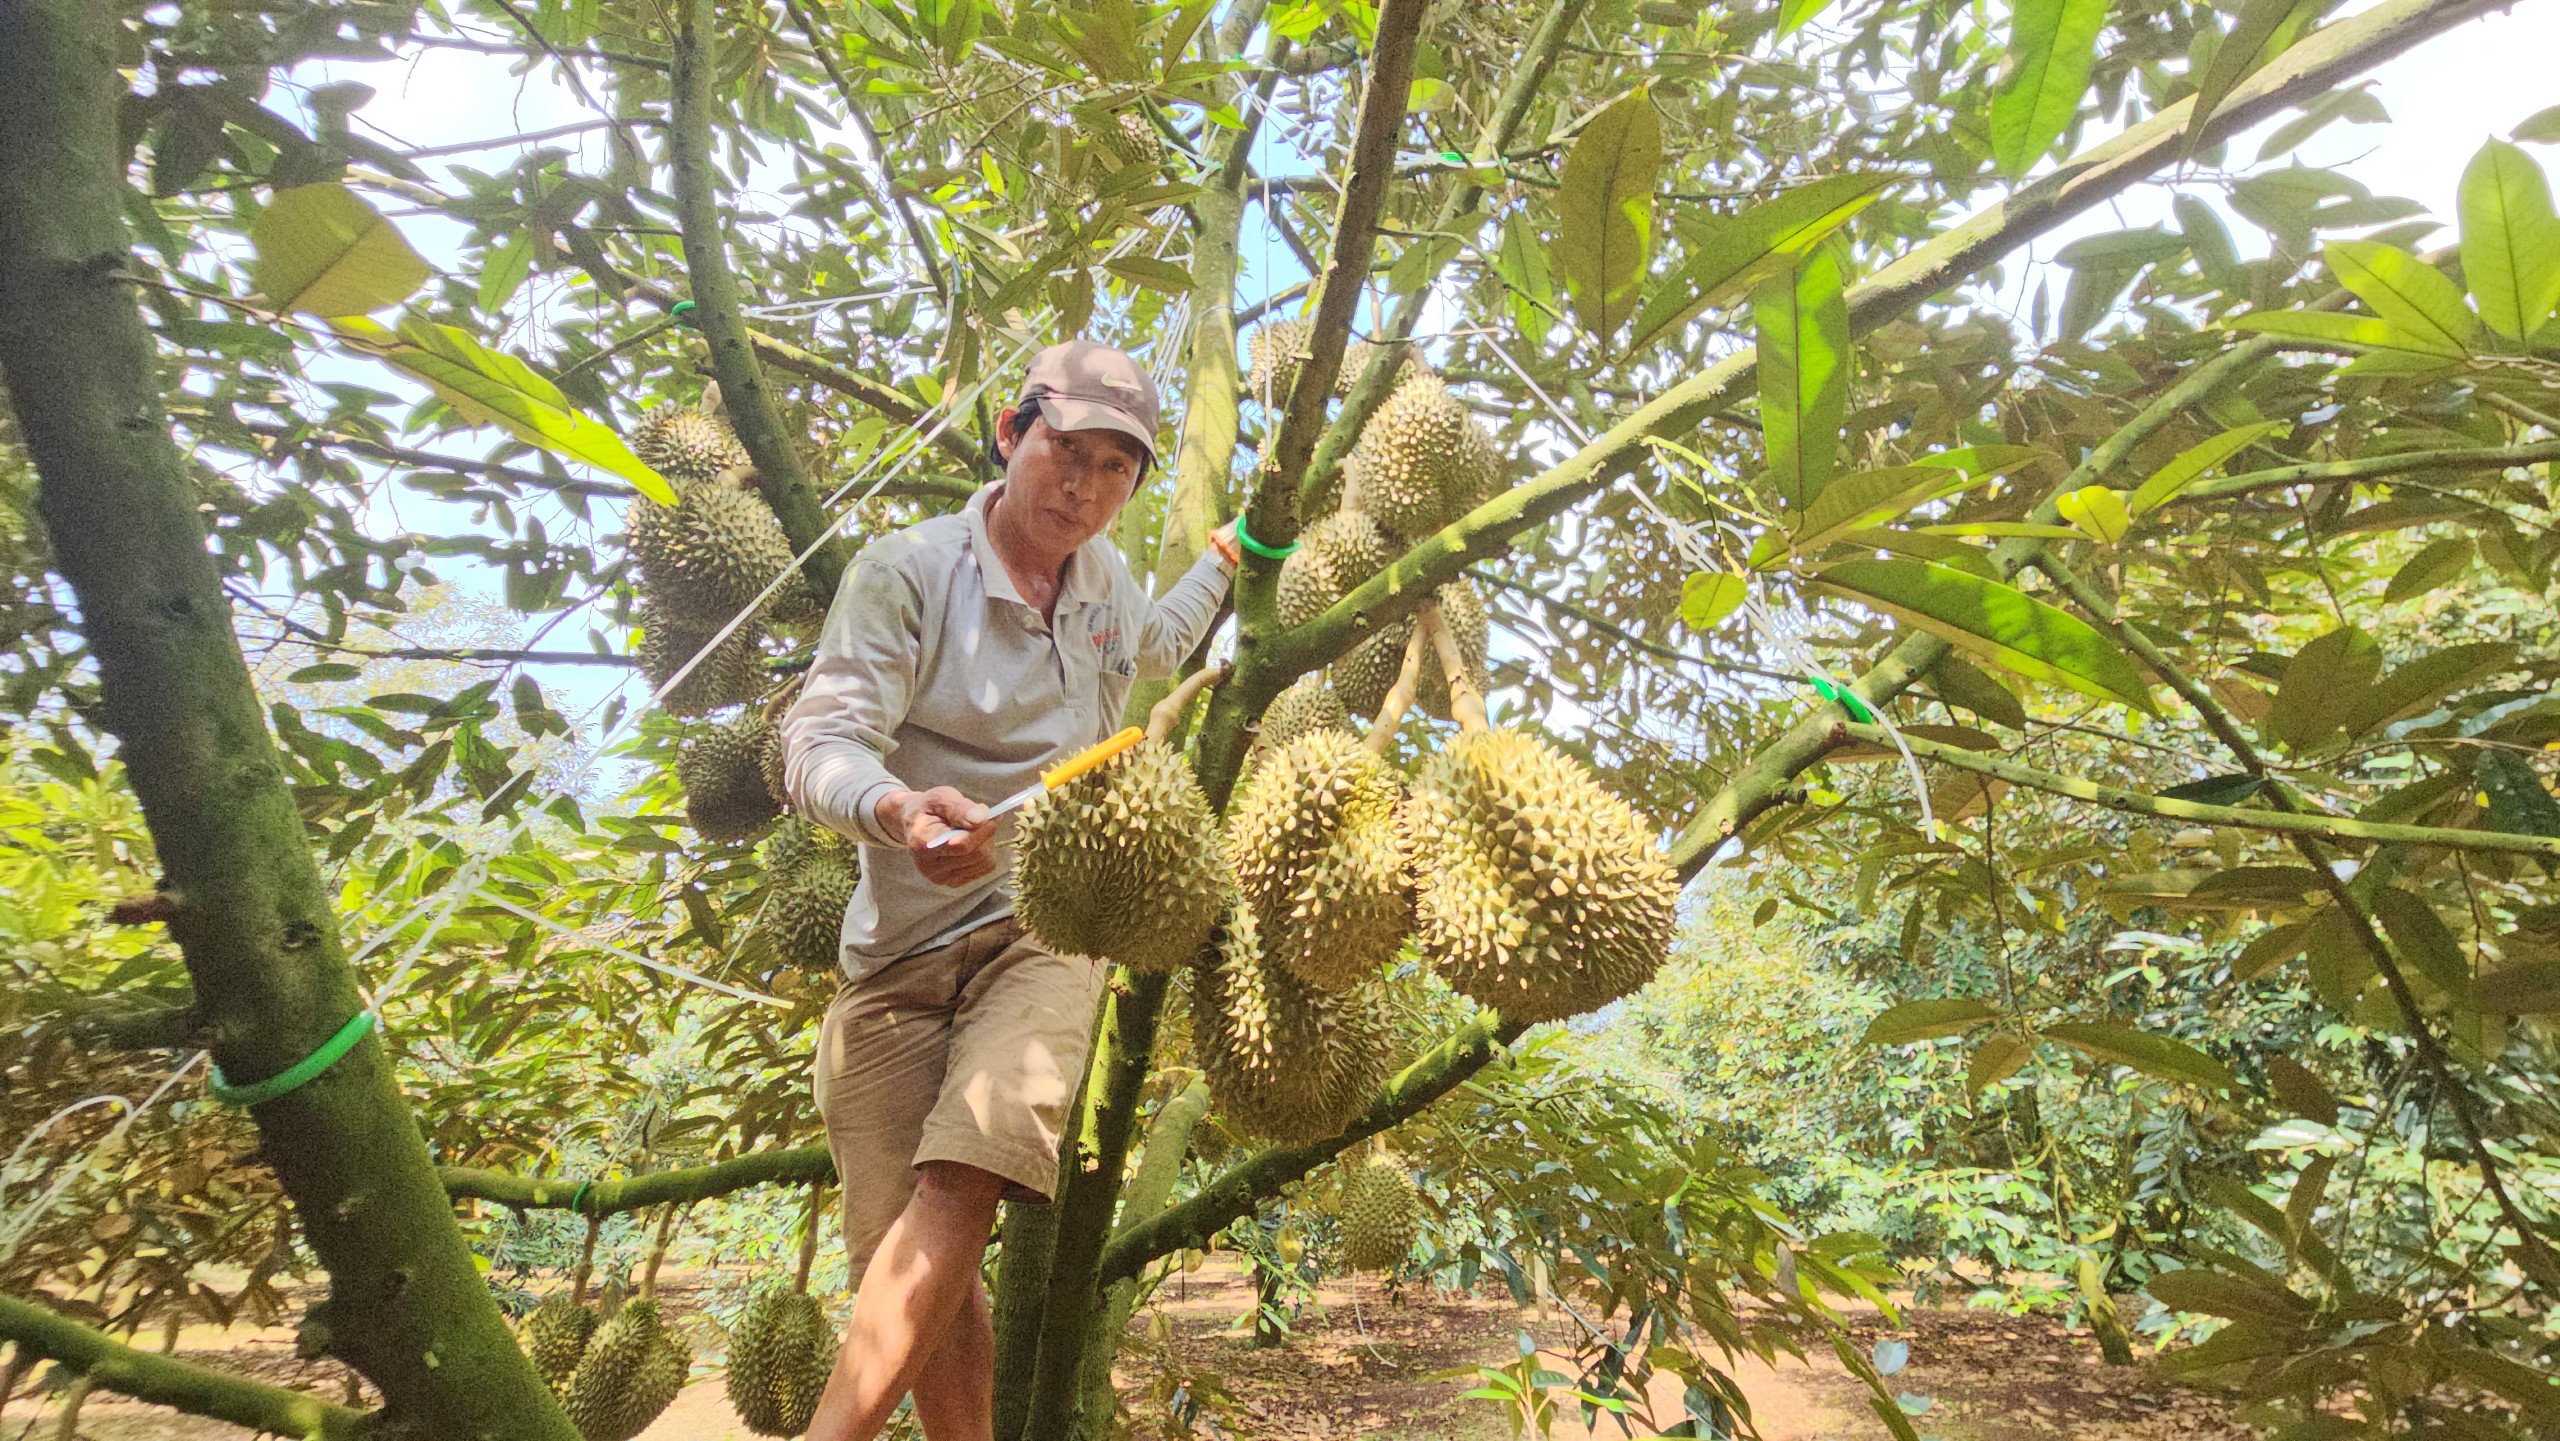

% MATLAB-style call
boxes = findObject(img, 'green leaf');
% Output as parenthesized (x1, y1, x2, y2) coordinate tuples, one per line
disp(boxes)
(1815, 559, 2156, 714)
(1678, 572, 1747, 631)
(2183, 0, 2321, 156)
(2146, 1266, 2311, 1323)
(1551, 88, 1662, 344)
(2382, 535, 2474, 603)
(1990, 0, 2109, 179)
(1925, 654, 2026, 730)
(333, 316, 677, 505)
(1791, 465, 1981, 553)
(1103, 256, 1195, 294)
(2517, 104, 2560, 145)
(2267, 626, 2382, 751)
(2053, 226, 2188, 270)
(2459, 139, 2560, 344)
(250, 182, 432, 318)
(2440, 1348, 2560, 1428)
(1627, 173, 1891, 355)
(1755, 244, 1851, 509)
(2228, 308, 2464, 364)
(1775, 0, 1837, 35)
(2338, 640, 2518, 739)
(2043, 1021, 2239, 1091)
(2127, 421, 2290, 514)
(2373, 887, 2471, 997)
(2160, 773, 2264, 806)
(1861, 997, 1999, 1046)
(2265, 1054, 2339, 1123)
(2054, 486, 2130, 543)
(1965, 1034, 2034, 1096)
(2324, 240, 2481, 355)
(287, 662, 364, 683)
(2475, 960, 2560, 1015)
(2476, 750, 2560, 840)
(476, 233, 533, 316)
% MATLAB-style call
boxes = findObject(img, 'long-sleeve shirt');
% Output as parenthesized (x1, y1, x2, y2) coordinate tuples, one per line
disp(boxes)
(781, 484, 1234, 978)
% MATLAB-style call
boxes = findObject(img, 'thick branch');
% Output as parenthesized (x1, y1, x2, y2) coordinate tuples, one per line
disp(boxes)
(669, 0, 850, 598)
(2172, 438, 2560, 504)
(438, 1146, 834, 1215)
(0, 1294, 374, 1440)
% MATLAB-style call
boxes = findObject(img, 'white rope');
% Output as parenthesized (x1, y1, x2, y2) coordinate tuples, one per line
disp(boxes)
(0, 1052, 207, 1265)
(474, 890, 792, 1008)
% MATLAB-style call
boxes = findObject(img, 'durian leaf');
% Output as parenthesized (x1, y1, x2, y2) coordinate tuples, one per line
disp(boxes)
(333, 316, 678, 505)
(2476, 960, 2560, 1015)
(2382, 535, 2474, 603)
(1925, 654, 2026, 730)
(2054, 486, 2131, 543)
(1755, 244, 1851, 509)
(2227, 308, 2463, 362)
(2458, 139, 2560, 343)
(1966, 1034, 2034, 1096)
(2323, 240, 2481, 354)
(250, 182, 432, 318)
(1775, 0, 1837, 35)
(2041, 1021, 2239, 1092)
(2266, 625, 2381, 751)
(1626, 172, 1892, 357)
(1989, 0, 2108, 180)
(1815, 559, 2157, 714)
(1551, 87, 1661, 345)
(2183, 0, 2322, 156)
(1861, 996, 1999, 1046)
(1790, 465, 1982, 554)
(2127, 420, 2290, 515)
(2336, 640, 2517, 740)
(1679, 572, 1747, 631)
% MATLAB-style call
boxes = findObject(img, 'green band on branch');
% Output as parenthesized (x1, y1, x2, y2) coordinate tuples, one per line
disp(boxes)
(667, 299, 698, 328)
(1232, 512, 1300, 560)
(209, 1009, 376, 1107)
(1808, 675, 1874, 724)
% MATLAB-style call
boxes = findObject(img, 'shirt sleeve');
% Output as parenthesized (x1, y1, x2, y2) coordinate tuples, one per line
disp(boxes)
(782, 554, 923, 848)
(1131, 544, 1235, 680)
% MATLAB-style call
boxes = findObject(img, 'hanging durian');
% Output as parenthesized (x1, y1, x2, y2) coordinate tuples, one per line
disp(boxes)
(1078, 105, 1163, 169)
(1336, 339, 1429, 397)
(1453, 415, 1504, 516)
(630, 478, 810, 629)
(1192, 900, 1397, 1144)
(638, 605, 766, 717)
(1345, 373, 1470, 539)
(1338, 1157, 1422, 1273)
(725, 1287, 833, 1437)
(1402, 606, 1678, 1024)
(1225, 731, 1409, 994)
(630, 405, 748, 482)
(1245, 318, 1313, 412)
(1014, 667, 1232, 973)
(760, 817, 859, 976)
(519, 1294, 600, 1394)
(1275, 509, 1393, 631)
(560, 1297, 691, 1441)
(1257, 674, 1352, 748)
(679, 715, 783, 843)
(1329, 615, 1415, 721)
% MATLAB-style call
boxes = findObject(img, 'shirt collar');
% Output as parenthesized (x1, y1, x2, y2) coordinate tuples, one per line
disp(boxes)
(968, 483, 1118, 608)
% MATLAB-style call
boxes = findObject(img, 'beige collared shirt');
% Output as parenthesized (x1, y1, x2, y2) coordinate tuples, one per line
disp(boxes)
(781, 485, 1234, 977)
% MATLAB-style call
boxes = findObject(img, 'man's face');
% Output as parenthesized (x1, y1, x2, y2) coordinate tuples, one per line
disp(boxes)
(997, 408, 1147, 551)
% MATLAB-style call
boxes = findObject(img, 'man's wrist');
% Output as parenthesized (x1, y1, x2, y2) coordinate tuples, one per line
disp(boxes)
(1208, 528, 1241, 567)
(867, 786, 917, 843)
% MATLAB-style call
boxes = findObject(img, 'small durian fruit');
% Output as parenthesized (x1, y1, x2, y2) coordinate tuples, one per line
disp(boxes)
(761, 819, 859, 976)
(630, 405, 749, 484)
(1329, 615, 1416, 721)
(1193, 902, 1396, 1144)
(630, 479, 806, 631)
(1081, 107, 1163, 168)
(1245, 319, 1313, 412)
(1335, 340, 1430, 397)
(679, 716, 784, 844)
(1338, 1158, 1423, 1273)
(1015, 739, 1229, 973)
(639, 606, 765, 717)
(1225, 732, 1409, 993)
(519, 1294, 599, 1393)
(1257, 674, 1352, 748)
(1275, 509, 1393, 631)
(1412, 578, 1490, 722)
(1345, 373, 1472, 540)
(1403, 729, 1679, 1025)
(561, 1296, 691, 1441)
(726, 1287, 834, 1437)
(1452, 416, 1504, 516)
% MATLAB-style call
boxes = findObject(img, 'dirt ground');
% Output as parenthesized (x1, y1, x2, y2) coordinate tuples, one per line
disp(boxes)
(1, 1260, 2252, 1440)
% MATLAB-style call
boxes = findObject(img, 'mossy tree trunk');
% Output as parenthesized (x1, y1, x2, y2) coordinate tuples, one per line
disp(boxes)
(0, 5, 575, 1436)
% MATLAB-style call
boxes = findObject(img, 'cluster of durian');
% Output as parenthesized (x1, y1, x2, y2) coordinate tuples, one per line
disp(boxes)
(761, 817, 861, 977)
(1337, 1157, 1423, 1273)
(725, 1286, 834, 1436)
(519, 1295, 691, 1441)
(626, 404, 813, 720)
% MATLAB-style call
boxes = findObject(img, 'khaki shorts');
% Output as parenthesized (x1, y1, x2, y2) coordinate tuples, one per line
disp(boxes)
(813, 915, 1106, 1276)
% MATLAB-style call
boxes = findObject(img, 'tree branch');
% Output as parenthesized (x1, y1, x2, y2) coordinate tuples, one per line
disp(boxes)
(2170, 438, 2560, 504)
(437, 1146, 835, 1216)
(0, 1294, 375, 1440)
(775, 0, 950, 305)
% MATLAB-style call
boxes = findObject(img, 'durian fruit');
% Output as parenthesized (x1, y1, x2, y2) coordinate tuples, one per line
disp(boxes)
(758, 719, 788, 805)
(1345, 373, 1472, 540)
(761, 819, 859, 976)
(519, 1294, 599, 1393)
(630, 478, 808, 630)
(1338, 1158, 1422, 1273)
(1453, 417, 1504, 516)
(1015, 740, 1229, 973)
(1193, 902, 1397, 1144)
(725, 1287, 834, 1437)
(1258, 674, 1352, 747)
(1245, 319, 1313, 411)
(560, 1297, 691, 1441)
(639, 606, 766, 717)
(1081, 108, 1163, 168)
(1329, 616, 1416, 721)
(1275, 509, 1393, 631)
(680, 716, 784, 843)
(630, 405, 749, 482)
(1225, 733, 1409, 994)
(1403, 729, 1679, 1025)
(1412, 578, 1490, 722)
(1336, 340, 1429, 397)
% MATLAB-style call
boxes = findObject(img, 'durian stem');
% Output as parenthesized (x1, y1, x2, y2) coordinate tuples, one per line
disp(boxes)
(1145, 662, 1231, 744)
(1422, 602, 1489, 735)
(1363, 623, 1430, 756)
(795, 1184, 826, 1294)
(0, 1296, 374, 1440)
(760, 671, 807, 723)
(640, 1204, 686, 1299)
(571, 1217, 602, 1307)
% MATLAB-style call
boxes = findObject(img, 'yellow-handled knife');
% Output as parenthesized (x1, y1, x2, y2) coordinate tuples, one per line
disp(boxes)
(924, 725, 1146, 847)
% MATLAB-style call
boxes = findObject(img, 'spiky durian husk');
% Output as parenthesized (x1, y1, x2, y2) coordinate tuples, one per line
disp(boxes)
(1225, 734, 1409, 994)
(561, 1298, 691, 1441)
(630, 406, 749, 483)
(1339, 1158, 1423, 1273)
(726, 1288, 833, 1437)
(1403, 730, 1679, 1025)
(1345, 373, 1469, 540)
(762, 826, 859, 976)
(680, 716, 784, 843)
(520, 1295, 599, 1393)
(1414, 578, 1491, 722)
(1245, 319, 1312, 413)
(1330, 615, 1416, 721)
(1276, 509, 1393, 632)
(1082, 108, 1162, 168)
(639, 606, 765, 717)
(1192, 902, 1397, 1143)
(1453, 416, 1503, 516)
(630, 480, 808, 630)
(1259, 674, 1353, 747)
(1336, 340, 1429, 397)
(1014, 740, 1229, 973)
(758, 720, 788, 805)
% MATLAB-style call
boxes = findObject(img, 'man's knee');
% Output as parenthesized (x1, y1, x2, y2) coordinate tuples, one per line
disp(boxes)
(911, 1160, 1007, 1216)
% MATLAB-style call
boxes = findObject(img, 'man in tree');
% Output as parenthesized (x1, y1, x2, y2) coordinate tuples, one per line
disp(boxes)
(781, 339, 1241, 1440)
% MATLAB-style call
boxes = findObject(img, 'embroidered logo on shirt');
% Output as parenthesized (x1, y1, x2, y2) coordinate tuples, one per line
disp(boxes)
(1088, 617, 1137, 679)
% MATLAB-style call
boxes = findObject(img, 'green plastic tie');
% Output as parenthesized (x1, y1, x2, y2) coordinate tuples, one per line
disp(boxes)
(568, 1181, 593, 1216)
(668, 299, 699, 328)
(209, 1010, 377, 1108)
(1232, 513, 1301, 561)
(1807, 674, 1875, 725)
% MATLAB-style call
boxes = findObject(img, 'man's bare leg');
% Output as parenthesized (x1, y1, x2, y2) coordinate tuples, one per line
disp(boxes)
(808, 1162, 1006, 1441)
(908, 1278, 993, 1438)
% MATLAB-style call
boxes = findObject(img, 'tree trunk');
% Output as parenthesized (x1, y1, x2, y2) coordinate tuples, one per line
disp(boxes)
(1068, 1082, 1211, 1441)
(0, 4, 575, 1436)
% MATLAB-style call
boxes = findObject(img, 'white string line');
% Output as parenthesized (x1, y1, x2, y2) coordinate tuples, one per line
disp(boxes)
(0, 1051, 207, 1265)
(474, 890, 792, 1008)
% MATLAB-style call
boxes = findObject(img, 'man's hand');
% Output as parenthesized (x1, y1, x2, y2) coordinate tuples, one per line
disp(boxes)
(1208, 519, 1242, 567)
(878, 787, 997, 886)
